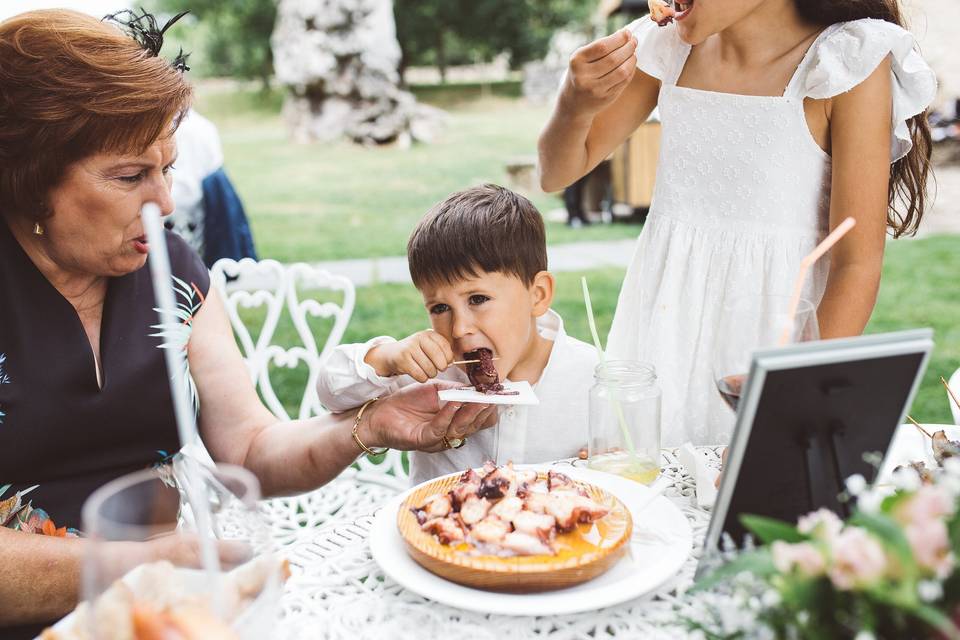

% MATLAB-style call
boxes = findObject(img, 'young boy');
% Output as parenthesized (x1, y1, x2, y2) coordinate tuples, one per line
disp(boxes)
(316, 184, 599, 485)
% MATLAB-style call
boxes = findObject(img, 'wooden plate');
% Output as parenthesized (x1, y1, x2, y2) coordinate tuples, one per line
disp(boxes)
(397, 471, 633, 593)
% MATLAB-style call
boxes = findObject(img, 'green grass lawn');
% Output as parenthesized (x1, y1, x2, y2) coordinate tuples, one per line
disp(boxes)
(244, 236, 960, 428)
(195, 86, 642, 262)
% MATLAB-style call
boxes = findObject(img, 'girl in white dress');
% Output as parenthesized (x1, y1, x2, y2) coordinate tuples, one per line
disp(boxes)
(538, 0, 936, 446)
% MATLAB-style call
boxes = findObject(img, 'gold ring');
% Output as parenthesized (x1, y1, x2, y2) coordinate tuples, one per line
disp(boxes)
(443, 436, 466, 449)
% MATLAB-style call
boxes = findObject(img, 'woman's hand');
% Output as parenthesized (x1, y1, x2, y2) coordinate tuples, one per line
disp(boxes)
(649, 0, 676, 26)
(365, 330, 455, 382)
(360, 382, 498, 453)
(558, 29, 639, 123)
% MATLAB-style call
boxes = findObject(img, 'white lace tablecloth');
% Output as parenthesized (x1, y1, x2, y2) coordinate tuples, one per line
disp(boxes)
(268, 449, 721, 640)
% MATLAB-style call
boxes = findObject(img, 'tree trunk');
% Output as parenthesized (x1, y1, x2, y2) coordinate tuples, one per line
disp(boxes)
(436, 27, 447, 84)
(271, 0, 446, 146)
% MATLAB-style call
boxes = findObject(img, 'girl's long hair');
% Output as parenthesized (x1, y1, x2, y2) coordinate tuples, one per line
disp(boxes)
(795, 0, 933, 238)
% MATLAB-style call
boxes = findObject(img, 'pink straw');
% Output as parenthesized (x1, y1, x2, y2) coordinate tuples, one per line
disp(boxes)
(779, 216, 857, 345)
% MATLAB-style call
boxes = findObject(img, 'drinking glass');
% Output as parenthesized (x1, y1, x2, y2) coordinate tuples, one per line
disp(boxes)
(712, 294, 820, 413)
(80, 462, 281, 639)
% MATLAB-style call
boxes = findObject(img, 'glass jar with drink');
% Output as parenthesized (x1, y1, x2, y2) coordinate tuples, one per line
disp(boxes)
(587, 361, 661, 484)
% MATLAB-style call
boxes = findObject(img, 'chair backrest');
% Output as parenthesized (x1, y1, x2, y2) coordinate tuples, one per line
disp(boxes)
(949, 368, 960, 426)
(210, 258, 409, 486)
(211, 258, 355, 421)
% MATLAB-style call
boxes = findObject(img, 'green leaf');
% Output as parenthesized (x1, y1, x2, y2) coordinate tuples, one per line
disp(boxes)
(740, 514, 806, 544)
(902, 601, 960, 640)
(690, 549, 776, 593)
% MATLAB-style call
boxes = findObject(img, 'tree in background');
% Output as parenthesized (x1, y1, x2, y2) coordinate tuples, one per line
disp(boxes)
(394, 0, 593, 83)
(147, 0, 276, 88)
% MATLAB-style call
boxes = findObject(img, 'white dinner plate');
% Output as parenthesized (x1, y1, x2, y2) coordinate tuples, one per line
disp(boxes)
(369, 465, 692, 616)
(438, 380, 539, 406)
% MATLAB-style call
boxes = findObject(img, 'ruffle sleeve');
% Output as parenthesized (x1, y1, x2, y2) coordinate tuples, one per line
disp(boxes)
(625, 18, 688, 83)
(797, 18, 937, 162)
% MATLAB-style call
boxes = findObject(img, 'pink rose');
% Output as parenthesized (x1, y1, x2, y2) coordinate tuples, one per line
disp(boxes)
(827, 527, 887, 590)
(797, 509, 843, 541)
(772, 541, 826, 577)
(896, 486, 954, 526)
(905, 518, 954, 578)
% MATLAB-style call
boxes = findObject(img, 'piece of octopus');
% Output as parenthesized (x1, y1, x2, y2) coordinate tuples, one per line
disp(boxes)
(469, 516, 512, 545)
(546, 494, 610, 532)
(547, 470, 588, 497)
(478, 468, 514, 500)
(511, 511, 557, 540)
(933, 431, 960, 466)
(449, 469, 483, 510)
(459, 495, 493, 526)
(489, 495, 524, 521)
(411, 493, 453, 525)
(521, 491, 553, 515)
(501, 531, 556, 556)
(420, 516, 466, 545)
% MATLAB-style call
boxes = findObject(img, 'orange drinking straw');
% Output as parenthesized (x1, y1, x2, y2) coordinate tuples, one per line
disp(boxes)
(779, 217, 857, 345)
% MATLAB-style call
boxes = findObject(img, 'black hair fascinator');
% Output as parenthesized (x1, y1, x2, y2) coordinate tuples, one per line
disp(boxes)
(102, 8, 191, 72)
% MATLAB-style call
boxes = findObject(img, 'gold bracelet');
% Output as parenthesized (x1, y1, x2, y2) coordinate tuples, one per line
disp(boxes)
(352, 398, 389, 457)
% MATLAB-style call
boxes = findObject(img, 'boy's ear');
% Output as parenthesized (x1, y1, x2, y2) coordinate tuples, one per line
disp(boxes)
(530, 271, 555, 317)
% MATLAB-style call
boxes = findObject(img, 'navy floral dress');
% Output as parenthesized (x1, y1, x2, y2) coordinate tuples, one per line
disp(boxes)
(0, 218, 209, 638)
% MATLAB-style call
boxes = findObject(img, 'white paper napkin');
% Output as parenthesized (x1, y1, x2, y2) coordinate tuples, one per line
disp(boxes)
(437, 380, 539, 405)
(677, 442, 719, 509)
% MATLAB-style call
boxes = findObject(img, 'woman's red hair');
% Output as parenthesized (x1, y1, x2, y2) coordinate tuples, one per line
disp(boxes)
(0, 9, 192, 221)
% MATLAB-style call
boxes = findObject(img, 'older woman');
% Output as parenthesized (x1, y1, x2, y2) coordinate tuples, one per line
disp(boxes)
(0, 9, 495, 637)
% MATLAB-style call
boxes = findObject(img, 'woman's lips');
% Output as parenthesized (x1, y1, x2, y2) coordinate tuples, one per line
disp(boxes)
(132, 235, 149, 254)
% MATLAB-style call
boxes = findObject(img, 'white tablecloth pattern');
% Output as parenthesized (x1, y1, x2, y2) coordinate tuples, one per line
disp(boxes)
(269, 448, 722, 640)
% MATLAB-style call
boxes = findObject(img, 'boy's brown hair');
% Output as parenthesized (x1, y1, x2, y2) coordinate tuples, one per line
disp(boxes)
(407, 184, 548, 289)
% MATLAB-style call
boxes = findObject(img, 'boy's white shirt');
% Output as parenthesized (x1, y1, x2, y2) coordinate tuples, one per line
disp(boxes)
(316, 309, 599, 486)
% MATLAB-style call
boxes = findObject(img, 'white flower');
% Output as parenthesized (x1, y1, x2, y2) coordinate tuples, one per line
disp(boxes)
(845, 474, 868, 496)
(891, 466, 922, 492)
(797, 508, 843, 541)
(854, 632, 877, 640)
(918, 580, 944, 603)
(857, 490, 885, 514)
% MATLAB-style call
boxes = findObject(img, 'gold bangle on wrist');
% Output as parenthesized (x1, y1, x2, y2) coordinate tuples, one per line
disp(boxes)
(352, 397, 389, 457)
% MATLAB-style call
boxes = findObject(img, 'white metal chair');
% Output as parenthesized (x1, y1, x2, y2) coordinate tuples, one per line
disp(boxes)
(209, 258, 409, 546)
(949, 367, 960, 426)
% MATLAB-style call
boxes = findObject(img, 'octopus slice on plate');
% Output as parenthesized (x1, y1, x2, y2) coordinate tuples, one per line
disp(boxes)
(450, 469, 482, 510)
(933, 431, 960, 466)
(460, 495, 492, 525)
(521, 491, 552, 515)
(501, 532, 556, 556)
(490, 496, 523, 521)
(478, 468, 513, 500)
(421, 517, 466, 545)
(470, 517, 511, 544)
(411, 493, 453, 524)
(545, 494, 609, 531)
(511, 511, 557, 539)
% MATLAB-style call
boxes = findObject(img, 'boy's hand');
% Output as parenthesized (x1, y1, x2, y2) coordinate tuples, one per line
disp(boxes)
(559, 28, 638, 121)
(365, 330, 455, 382)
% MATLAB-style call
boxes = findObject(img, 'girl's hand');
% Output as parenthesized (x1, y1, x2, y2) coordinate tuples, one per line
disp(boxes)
(365, 330, 455, 382)
(559, 29, 639, 121)
(649, 0, 676, 26)
(361, 382, 498, 453)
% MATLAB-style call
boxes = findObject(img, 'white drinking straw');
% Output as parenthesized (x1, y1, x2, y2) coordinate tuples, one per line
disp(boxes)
(141, 203, 222, 579)
(779, 216, 857, 345)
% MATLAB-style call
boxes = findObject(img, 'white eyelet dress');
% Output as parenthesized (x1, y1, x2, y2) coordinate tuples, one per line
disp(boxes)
(607, 18, 936, 446)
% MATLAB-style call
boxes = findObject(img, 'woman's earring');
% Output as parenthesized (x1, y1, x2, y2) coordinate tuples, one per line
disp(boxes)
(32, 222, 44, 236)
